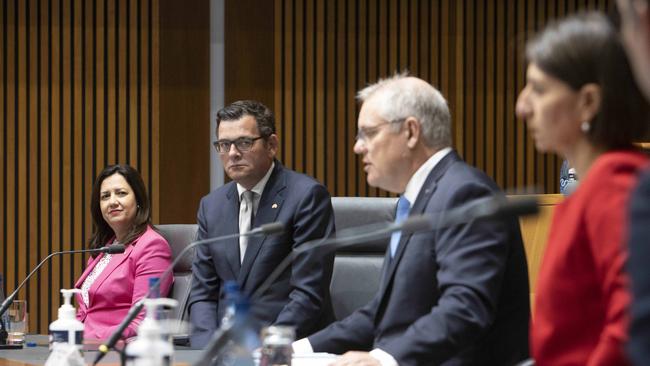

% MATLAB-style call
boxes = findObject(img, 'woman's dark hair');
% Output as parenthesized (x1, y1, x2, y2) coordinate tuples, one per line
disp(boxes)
(89, 164, 151, 250)
(525, 12, 650, 149)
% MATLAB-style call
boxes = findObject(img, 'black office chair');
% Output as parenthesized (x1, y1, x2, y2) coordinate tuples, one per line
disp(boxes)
(329, 197, 397, 320)
(155, 224, 198, 322)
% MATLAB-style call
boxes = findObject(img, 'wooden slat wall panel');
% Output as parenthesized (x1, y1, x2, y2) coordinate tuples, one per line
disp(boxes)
(157, 0, 209, 224)
(266, 0, 613, 197)
(0, 0, 159, 333)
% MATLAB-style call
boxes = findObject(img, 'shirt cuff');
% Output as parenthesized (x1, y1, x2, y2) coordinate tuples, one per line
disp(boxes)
(292, 338, 314, 354)
(370, 348, 398, 366)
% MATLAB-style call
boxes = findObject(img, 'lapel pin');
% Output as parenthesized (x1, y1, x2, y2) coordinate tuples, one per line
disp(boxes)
(272, 203, 278, 209)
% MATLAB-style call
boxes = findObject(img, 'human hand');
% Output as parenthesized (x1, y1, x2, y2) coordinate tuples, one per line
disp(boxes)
(329, 351, 381, 366)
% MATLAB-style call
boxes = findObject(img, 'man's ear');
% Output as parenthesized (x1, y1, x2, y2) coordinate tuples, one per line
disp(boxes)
(577, 83, 602, 124)
(404, 117, 421, 149)
(267, 134, 279, 156)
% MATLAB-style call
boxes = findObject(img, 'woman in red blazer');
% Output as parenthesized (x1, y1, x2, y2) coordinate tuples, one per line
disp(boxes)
(74, 164, 173, 340)
(516, 12, 650, 366)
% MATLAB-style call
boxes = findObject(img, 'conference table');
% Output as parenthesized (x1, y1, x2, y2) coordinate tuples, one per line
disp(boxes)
(0, 335, 337, 365)
(0, 335, 200, 366)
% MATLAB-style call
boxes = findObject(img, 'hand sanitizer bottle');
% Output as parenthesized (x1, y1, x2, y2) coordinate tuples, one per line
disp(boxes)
(125, 298, 178, 366)
(49, 289, 84, 350)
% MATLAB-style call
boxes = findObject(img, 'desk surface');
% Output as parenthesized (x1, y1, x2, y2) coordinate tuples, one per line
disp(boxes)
(0, 335, 198, 366)
(0, 360, 35, 366)
(0, 336, 338, 366)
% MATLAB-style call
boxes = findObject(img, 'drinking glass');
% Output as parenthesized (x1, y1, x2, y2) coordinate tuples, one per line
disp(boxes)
(6, 300, 27, 345)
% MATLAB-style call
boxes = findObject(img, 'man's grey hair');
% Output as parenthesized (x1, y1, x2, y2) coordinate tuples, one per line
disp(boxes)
(356, 72, 452, 149)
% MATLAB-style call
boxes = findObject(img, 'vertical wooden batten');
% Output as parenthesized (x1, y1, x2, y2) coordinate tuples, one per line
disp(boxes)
(224, 0, 613, 197)
(157, 0, 209, 224)
(0, 0, 209, 333)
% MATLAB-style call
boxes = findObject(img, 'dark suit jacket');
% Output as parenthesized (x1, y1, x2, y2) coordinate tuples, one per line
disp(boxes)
(189, 161, 336, 348)
(628, 171, 650, 365)
(308, 151, 530, 366)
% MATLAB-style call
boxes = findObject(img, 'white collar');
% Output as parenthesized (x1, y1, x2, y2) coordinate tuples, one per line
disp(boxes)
(402, 147, 452, 204)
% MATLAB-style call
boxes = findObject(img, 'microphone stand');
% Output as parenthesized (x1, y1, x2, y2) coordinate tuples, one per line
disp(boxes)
(0, 245, 125, 319)
(0, 275, 17, 350)
(92, 222, 285, 366)
(0, 244, 125, 348)
(251, 195, 540, 317)
(250, 215, 432, 303)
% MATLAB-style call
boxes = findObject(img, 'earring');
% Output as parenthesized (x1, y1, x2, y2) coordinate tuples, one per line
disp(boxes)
(581, 121, 590, 133)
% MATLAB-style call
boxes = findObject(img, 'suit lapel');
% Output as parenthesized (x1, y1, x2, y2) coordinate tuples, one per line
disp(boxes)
(238, 163, 286, 287)
(74, 254, 105, 313)
(225, 184, 243, 277)
(86, 243, 136, 307)
(375, 151, 461, 305)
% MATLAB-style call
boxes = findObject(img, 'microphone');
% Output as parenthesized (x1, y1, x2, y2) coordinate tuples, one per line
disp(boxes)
(433, 195, 539, 228)
(92, 222, 285, 366)
(0, 244, 126, 319)
(251, 194, 538, 301)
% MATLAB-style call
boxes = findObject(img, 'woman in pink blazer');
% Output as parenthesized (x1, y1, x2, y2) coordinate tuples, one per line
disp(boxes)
(74, 164, 173, 340)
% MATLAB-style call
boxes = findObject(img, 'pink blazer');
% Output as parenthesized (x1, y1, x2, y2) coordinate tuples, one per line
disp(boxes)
(74, 225, 173, 340)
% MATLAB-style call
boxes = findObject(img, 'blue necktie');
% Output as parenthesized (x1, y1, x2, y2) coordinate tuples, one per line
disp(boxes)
(390, 196, 411, 258)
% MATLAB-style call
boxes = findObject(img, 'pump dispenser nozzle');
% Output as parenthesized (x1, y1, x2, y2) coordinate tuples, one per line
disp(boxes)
(125, 298, 178, 366)
(58, 289, 81, 320)
(140, 298, 178, 337)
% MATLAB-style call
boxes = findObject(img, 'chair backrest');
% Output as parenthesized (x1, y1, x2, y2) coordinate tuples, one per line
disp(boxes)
(329, 197, 397, 320)
(155, 224, 198, 321)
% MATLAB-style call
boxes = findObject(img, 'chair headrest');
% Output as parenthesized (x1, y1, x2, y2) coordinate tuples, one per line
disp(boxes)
(155, 224, 198, 272)
(331, 197, 398, 253)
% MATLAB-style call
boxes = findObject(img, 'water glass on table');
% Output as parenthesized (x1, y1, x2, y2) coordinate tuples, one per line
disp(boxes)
(6, 300, 27, 345)
(260, 325, 295, 366)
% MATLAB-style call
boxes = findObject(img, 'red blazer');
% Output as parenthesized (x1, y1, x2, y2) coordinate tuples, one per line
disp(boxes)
(74, 225, 173, 340)
(532, 150, 648, 366)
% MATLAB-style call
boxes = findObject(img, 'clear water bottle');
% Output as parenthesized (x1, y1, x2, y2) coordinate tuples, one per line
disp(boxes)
(215, 294, 259, 366)
(148, 277, 172, 342)
(220, 281, 240, 329)
(148, 277, 161, 300)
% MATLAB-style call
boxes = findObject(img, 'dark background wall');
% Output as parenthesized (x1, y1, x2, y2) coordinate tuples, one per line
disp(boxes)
(226, 0, 612, 198)
(1, 0, 612, 333)
(0, 0, 209, 333)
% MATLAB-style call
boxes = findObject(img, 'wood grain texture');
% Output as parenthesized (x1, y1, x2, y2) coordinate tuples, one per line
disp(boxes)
(0, 0, 209, 333)
(224, 0, 613, 197)
(518, 193, 564, 314)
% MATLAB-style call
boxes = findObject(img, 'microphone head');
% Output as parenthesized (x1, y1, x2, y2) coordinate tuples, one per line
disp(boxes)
(400, 215, 434, 234)
(493, 197, 540, 218)
(104, 244, 126, 254)
(258, 222, 285, 235)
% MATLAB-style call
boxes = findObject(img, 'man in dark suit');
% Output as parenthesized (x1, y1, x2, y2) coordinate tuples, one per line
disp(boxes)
(189, 100, 335, 348)
(617, 0, 650, 364)
(294, 75, 530, 365)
